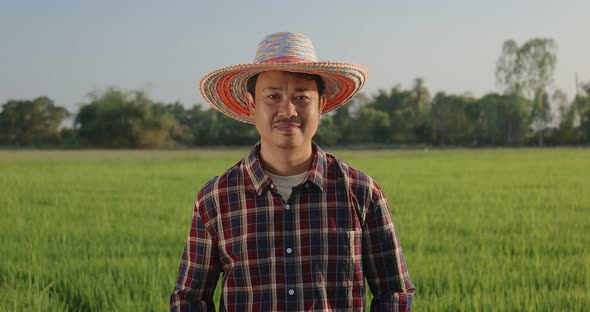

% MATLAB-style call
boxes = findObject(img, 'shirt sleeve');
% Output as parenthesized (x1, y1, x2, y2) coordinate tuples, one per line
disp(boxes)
(170, 198, 221, 312)
(362, 182, 416, 312)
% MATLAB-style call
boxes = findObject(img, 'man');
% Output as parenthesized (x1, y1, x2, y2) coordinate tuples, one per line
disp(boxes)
(171, 32, 415, 311)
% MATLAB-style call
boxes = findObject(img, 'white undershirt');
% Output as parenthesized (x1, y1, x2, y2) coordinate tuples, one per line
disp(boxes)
(266, 171, 308, 201)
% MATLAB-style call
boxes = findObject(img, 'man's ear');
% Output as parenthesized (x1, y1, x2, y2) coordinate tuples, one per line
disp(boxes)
(246, 92, 255, 117)
(319, 95, 327, 115)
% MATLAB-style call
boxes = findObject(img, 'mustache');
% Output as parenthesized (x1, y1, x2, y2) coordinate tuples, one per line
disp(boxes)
(273, 116, 303, 125)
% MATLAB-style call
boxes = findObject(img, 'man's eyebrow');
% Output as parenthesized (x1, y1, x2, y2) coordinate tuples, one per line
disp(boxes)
(262, 87, 283, 92)
(261, 86, 314, 93)
(294, 87, 313, 92)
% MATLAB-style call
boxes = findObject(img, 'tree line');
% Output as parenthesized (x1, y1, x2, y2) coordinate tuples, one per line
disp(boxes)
(2, 38, 590, 148)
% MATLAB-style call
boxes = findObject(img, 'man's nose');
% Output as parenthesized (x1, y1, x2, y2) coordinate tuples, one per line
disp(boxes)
(277, 98, 297, 118)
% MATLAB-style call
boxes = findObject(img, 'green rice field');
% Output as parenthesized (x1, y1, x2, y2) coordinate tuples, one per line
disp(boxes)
(1, 148, 589, 311)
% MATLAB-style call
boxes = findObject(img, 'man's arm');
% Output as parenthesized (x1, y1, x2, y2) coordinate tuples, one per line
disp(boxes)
(170, 201, 221, 312)
(362, 183, 416, 312)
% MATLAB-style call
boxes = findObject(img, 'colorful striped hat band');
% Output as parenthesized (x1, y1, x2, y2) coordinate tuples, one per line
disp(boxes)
(199, 32, 368, 124)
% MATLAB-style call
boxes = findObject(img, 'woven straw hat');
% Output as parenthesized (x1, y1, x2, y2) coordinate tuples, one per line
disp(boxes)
(199, 32, 368, 124)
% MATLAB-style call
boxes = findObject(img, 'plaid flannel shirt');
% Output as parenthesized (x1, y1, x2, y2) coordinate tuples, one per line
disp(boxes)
(171, 143, 415, 311)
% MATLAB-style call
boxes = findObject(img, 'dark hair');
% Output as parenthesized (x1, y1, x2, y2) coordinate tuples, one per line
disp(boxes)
(246, 72, 326, 98)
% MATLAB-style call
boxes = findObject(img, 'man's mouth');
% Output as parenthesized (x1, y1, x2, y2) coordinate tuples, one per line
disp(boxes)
(274, 122, 301, 132)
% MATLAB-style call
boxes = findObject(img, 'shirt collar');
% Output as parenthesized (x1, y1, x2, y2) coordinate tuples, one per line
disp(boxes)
(307, 142, 327, 192)
(242, 141, 328, 196)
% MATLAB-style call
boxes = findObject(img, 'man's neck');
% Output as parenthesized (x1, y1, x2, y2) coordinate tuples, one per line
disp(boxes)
(258, 142, 314, 176)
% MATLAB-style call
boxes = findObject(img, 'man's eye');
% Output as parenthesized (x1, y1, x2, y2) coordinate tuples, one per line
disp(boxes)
(295, 96, 309, 101)
(268, 94, 279, 100)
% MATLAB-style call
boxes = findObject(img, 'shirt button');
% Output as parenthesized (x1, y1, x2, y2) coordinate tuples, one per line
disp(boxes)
(285, 204, 290, 210)
(304, 183, 309, 188)
(286, 248, 293, 254)
(288, 289, 295, 295)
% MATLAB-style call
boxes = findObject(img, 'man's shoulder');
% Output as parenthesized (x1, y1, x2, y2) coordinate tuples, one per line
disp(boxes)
(326, 152, 375, 186)
(325, 152, 386, 211)
(196, 159, 245, 197)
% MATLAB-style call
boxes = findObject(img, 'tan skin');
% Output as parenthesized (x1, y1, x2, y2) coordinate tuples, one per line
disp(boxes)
(245, 71, 327, 176)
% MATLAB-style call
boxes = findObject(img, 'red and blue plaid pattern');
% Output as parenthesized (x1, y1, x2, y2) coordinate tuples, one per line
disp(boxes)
(170, 143, 415, 311)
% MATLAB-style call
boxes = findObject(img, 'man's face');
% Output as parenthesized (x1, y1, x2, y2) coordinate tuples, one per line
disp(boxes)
(246, 71, 326, 151)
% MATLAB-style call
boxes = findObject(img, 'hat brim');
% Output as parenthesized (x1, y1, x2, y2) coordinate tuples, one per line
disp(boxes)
(199, 62, 368, 124)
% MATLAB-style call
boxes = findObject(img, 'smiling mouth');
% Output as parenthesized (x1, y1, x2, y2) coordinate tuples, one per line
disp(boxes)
(274, 122, 301, 132)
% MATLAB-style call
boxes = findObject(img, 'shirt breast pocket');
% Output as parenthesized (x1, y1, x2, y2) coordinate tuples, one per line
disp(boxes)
(310, 229, 362, 286)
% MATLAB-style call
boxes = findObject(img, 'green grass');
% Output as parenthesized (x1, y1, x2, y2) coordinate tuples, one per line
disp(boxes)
(1, 148, 589, 311)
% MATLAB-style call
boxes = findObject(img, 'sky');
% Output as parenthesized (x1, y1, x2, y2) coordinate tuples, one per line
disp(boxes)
(1, 0, 589, 113)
